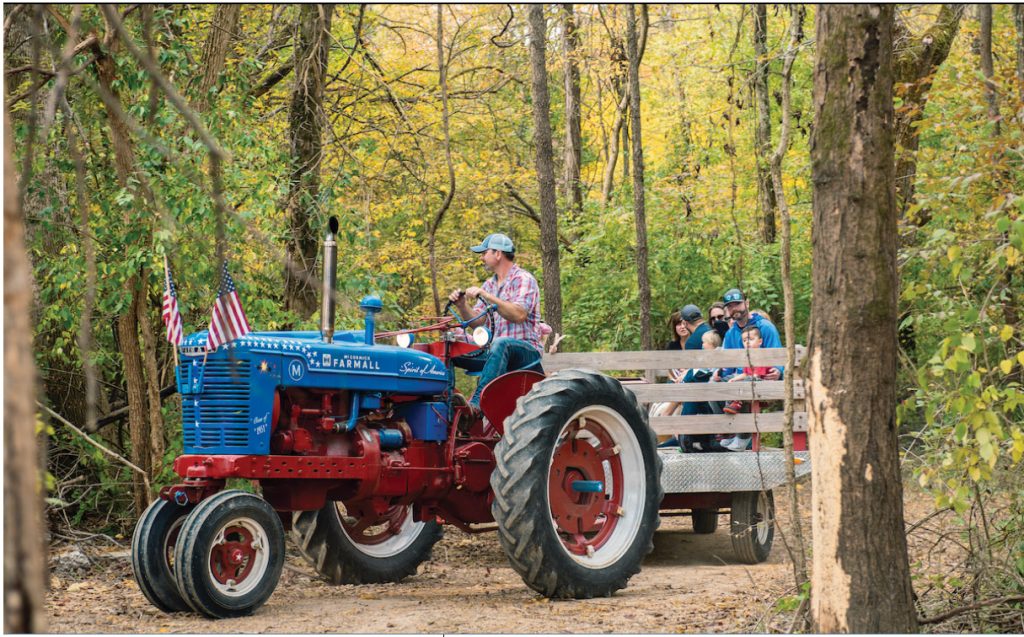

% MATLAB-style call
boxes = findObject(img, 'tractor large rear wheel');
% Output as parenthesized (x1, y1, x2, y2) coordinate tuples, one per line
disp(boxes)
(291, 503, 442, 584)
(491, 368, 662, 599)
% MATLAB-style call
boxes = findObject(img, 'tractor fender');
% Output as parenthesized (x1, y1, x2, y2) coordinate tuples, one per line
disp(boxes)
(478, 370, 546, 434)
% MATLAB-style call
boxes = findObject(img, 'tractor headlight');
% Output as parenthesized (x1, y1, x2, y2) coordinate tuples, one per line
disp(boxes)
(471, 326, 492, 347)
(395, 332, 414, 348)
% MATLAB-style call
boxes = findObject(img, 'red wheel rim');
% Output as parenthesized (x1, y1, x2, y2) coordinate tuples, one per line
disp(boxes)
(340, 504, 409, 546)
(548, 415, 625, 556)
(209, 524, 258, 585)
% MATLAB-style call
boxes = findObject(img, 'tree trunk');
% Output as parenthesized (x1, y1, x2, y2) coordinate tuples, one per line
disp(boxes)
(808, 6, 917, 632)
(96, 53, 141, 187)
(95, 39, 153, 515)
(284, 4, 333, 319)
(627, 4, 651, 351)
(429, 3, 456, 316)
(528, 6, 563, 335)
(119, 276, 151, 513)
(622, 111, 632, 184)
(597, 76, 608, 165)
(601, 87, 623, 204)
(753, 4, 778, 243)
(979, 4, 1000, 135)
(196, 3, 241, 111)
(893, 4, 965, 222)
(601, 14, 647, 206)
(770, 3, 809, 595)
(137, 285, 165, 473)
(562, 4, 583, 219)
(4, 107, 48, 635)
(1015, 5, 1024, 107)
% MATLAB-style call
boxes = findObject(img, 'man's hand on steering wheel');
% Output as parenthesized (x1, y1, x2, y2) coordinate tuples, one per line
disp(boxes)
(448, 287, 489, 322)
(446, 289, 468, 319)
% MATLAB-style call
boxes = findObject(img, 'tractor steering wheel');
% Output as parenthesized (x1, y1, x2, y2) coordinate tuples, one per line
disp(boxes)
(444, 293, 497, 361)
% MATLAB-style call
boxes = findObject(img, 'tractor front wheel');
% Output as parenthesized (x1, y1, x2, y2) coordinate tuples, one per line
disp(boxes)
(291, 502, 442, 584)
(173, 490, 284, 618)
(491, 368, 662, 599)
(131, 498, 193, 613)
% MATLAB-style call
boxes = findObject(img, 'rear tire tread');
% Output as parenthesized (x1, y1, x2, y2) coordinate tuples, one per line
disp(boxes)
(290, 505, 442, 585)
(491, 368, 662, 599)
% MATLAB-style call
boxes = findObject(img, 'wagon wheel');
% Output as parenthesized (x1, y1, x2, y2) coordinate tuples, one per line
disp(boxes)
(730, 491, 774, 563)
(691, 508, 719, 534)
(292, 502, 442, 584)
(491, 368, 662, 598)
(173, 490, 284, 618)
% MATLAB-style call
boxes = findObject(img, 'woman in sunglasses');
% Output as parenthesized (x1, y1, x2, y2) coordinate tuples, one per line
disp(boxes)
(707, 301, 730, 339)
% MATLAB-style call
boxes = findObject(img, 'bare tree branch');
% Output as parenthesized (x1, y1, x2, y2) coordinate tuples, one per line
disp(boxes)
(38, 402, 151, 496)
(918, 596, 1024, 626)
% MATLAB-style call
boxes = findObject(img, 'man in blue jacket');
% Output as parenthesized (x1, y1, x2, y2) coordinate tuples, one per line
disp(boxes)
(719, 288, 783, 381)
(716, 289, 783, 451)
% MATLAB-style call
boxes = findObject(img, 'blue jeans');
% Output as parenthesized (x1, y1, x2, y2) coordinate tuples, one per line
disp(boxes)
(469, 337, 543, 407)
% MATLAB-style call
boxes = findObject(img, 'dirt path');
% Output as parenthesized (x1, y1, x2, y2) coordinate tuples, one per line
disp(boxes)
(46, 505, 804, 634)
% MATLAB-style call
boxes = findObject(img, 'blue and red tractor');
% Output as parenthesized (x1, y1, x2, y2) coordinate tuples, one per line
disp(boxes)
(132, 219, 663, 618)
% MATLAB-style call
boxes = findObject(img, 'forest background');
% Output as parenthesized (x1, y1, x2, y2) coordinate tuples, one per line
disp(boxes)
(4, 3, 1023, 631)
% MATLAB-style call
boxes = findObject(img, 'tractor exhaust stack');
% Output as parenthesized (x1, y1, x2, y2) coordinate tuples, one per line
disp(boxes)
(321, 216, 339, 343)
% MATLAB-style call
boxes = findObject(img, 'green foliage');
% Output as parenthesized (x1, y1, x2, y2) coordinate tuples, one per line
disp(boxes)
(774, 580, 810, 613)
(895, 7, 1023, 513)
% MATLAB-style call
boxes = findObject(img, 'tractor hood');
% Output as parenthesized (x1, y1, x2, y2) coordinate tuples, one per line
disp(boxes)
(178, 330, 449, 395)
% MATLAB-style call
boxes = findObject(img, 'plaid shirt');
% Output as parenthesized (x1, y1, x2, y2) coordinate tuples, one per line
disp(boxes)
(473, 263, 542, 352)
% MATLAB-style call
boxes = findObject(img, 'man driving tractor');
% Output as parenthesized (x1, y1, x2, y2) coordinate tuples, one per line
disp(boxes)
(448, 232, 543, 416)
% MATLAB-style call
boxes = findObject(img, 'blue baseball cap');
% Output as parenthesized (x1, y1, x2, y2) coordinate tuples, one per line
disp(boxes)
(723, 288, 745, 304)
(471, 233, 515, 253)
(680, 304, 702, 322)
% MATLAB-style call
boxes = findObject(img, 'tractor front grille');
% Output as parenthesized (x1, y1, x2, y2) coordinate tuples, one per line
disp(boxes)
(180, 357, 255, 453)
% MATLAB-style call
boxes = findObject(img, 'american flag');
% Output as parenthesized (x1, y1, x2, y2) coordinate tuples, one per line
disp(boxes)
(161, 255, 184, 346)
(206, 262, 251, 351)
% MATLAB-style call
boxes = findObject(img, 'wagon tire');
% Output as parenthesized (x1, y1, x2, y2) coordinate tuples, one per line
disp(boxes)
(131, 498, 193, 613)
(173, 490, 284, 618)
(730, 491, 774, 564)
(691, 508, 719, 534)
(491, 368, 662, 599)
(291, 503, 442, 584)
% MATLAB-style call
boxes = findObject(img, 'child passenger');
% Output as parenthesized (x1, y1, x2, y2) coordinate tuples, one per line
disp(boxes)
(677, 330, 725, 452)
(720, 325, 770, 451)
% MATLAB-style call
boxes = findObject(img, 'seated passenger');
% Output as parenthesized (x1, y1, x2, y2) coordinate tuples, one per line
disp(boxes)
(665, 310, 689, 381)
(717, 288, 783, 381)
(720, 325, 772, 451)
(707, 301, 730, 339)
(656, 311, 689, 448)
